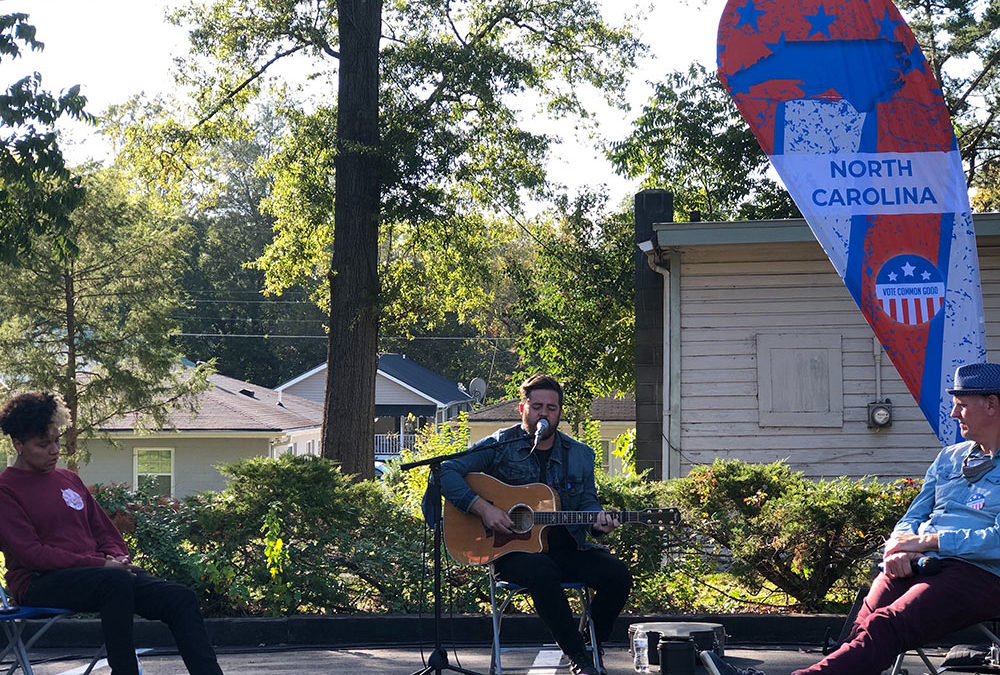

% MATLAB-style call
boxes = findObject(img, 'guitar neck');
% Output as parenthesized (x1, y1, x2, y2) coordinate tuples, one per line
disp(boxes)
(532, 511, 645, 526)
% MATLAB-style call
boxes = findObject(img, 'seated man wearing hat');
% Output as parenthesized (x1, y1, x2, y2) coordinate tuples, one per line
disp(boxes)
(702, 363, 1000, 675)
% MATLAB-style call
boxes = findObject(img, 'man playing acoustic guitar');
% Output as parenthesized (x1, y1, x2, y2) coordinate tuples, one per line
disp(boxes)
(439, 374, 632, 675)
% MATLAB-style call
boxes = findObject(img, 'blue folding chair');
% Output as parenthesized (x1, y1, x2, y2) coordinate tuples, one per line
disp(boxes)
(488, 564, 602, 675)
(0, 582, 76, 675)
(889, 622, 1000, 675)
(0, 582, 121, 675)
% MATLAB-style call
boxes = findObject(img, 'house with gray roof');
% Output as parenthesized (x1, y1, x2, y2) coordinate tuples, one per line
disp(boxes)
(275, 353, 474, 457)
(78, 372, 323, 498)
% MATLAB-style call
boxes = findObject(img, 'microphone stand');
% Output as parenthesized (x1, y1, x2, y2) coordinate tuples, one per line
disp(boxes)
(402, 447, 485, 675)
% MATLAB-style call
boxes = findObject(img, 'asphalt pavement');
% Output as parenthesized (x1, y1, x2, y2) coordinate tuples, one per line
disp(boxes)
(14, 643, 952, 675)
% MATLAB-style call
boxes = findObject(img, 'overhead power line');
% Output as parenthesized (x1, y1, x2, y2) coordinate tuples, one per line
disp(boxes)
(176, 333, 515, 341)
(184, 299, 315, 305)
(177, 333, 325, 339)
(171, 316, 325, 323)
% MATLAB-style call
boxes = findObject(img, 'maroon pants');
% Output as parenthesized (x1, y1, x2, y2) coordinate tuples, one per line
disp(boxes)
(794, 559, 1000, 675)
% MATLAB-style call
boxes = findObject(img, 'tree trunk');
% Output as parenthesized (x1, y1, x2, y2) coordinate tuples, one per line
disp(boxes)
(322, 0, 382, 480)
(63, 266, 80, 471)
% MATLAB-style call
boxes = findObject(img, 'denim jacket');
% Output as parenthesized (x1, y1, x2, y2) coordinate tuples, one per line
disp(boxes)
(893, 440, 1000, 578)
(438, 424, 604, 550)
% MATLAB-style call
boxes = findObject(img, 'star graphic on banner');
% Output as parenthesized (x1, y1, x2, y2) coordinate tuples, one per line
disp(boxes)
(921, 270, 932, 280)
(888, 272, 898, 281)
(806, 4, 838, 38)
(905, 43, 928, 74)
(764, 32, 787, 53)
(901, 262, 916, 276)
(875, 9, 901, 41)
(736, 0, 767, 30)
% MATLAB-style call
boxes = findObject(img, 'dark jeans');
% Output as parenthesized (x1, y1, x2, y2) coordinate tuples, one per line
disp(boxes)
(793, 559, 1000, 675)
(492, 542, 632, 657)
(23, 567, 223, 675)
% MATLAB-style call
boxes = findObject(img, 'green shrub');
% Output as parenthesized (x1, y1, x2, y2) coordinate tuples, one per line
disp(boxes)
(90, 481, 210, 591)
(595, 467, 681, 613)
(186, 454, 435, 615)
(85, 443, 923, 616)
(93, 455, 436, 616)
(664, 459, 921, 611)
(384, 415, 503, 614)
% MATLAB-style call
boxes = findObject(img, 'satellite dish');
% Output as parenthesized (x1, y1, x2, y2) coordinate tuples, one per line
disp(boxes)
(468, 377, 487, 403)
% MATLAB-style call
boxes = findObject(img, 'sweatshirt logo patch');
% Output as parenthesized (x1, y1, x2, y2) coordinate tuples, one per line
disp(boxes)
(61, 488, 85, 511)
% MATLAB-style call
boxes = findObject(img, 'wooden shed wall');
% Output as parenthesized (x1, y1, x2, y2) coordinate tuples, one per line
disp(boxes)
(674, 237, 1000, 481)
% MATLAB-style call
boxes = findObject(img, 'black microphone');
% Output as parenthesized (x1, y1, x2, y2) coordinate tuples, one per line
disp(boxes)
(533, 419, 550, 447)
(878, 555, 942, 576)
(913, 555, 942, 575)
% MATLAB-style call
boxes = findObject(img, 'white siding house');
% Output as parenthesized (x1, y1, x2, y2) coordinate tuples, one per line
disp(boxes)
(638, 214, 1000, 482)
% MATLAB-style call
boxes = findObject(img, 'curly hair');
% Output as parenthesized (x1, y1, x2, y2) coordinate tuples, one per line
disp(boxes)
(519, 373, 563, 407)
(0, 392, 71, 441)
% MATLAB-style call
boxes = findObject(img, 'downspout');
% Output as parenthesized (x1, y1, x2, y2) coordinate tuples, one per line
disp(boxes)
(647, 249, 682, 479)
(873, 336, 883, 401)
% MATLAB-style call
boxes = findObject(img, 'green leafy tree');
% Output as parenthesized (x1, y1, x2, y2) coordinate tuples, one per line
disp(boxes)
(127, 0, 643, 479)
(509, 191, 636, 425)
(609, 63, 799, 222)
(0, 13, 92, 263)
(894, 0, 1000, 193)
(0, 167, 211, 467)
(173, 114, 328, 388)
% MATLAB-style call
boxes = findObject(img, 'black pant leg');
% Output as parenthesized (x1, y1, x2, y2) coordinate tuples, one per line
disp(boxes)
(492, 551, 588, 656)
(131, 572, 223, 675)
(23, 567, 140, 675)
(548, 548, 633, 645)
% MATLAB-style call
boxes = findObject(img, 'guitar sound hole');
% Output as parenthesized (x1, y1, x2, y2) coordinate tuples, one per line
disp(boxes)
(508, 504, 535, 534)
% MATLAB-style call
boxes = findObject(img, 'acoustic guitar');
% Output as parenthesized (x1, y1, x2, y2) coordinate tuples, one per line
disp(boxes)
(443, 472, 681, 565)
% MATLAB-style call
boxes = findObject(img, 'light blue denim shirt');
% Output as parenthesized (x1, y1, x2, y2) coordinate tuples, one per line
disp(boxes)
(893, 440, 1000, 578)
(438, 424, 603, 549)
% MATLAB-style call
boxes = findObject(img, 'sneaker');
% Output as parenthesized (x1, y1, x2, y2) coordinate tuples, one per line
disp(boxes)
(566, 651, 600, 675)
(700, 650, 768, 675)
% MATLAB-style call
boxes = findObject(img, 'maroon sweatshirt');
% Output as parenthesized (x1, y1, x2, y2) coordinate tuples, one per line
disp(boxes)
(0, 466, 128, 602)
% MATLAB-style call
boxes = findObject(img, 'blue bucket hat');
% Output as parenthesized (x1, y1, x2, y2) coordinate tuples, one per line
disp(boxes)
(947, 363, 1000, 396)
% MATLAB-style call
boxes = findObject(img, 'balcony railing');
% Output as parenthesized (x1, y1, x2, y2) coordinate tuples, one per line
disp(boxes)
(374, 433, 416, 459)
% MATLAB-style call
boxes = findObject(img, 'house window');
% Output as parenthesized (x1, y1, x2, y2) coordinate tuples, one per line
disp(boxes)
(757, 334, 844, 427)
(599, 439, 612, 473)
(134, 448, 174, 496)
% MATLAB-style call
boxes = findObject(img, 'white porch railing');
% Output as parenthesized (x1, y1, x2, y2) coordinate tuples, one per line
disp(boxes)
(374, 434, 416, 459)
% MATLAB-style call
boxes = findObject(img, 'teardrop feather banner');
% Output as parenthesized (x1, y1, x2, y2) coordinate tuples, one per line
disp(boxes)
(717, 0, 986, 444)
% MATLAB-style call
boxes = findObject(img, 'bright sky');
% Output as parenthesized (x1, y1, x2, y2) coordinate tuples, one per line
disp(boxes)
(4, 0, 727, 205)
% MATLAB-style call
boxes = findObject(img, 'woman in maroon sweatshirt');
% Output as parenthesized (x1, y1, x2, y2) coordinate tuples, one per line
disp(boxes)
(0, 392, 223, 675)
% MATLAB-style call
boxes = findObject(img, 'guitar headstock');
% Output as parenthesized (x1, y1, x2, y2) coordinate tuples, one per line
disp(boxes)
(636, 507, 682, 527)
